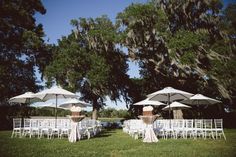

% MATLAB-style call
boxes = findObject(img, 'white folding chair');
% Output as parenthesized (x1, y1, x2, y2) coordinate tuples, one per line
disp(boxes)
(22, 118, 31, 137)
(39, 119, 50, 139)
(153, 120, 165, 139)
(128, 120, 145, 139)
(86, 120, 96, 137)
(184, 119, 194, 139)
(11, 118, 22, 138)
(175, 119, 185, 139)
(49, 119, 60, 139)
(78, 120, 91, 140)
(95, 120, 102, 133)
(213, 119, 226, 140)
(194, 119, 204, 139)
(60, 119, 71, 138)
(164, 120, 175, 139)
(30, 119, 40, 138)
(203, 119, 214, 139)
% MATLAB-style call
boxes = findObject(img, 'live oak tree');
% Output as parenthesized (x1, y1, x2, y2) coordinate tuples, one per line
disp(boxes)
(0, 0, 51, 105)
(45, 16, 130, 119)
(117, 0, 236, 108)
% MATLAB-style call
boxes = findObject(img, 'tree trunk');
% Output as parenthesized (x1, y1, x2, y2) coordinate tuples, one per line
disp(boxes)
(92, 107, 98, 120)
(92, 99, 99, 120)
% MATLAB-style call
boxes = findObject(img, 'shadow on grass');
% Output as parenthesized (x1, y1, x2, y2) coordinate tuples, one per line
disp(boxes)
(93, 129, 116, 138)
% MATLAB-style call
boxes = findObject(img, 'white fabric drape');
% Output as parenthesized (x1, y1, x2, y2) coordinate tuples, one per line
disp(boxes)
(68, 122, 81, 143)
(143, 124, 158, 143)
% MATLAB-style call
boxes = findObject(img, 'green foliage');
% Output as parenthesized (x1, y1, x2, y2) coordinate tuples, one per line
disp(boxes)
(0, 0, 51, 105)
(168, 30, 203, 51)
(117, 0, 236, 108)
(179, 51, 196, 65)
(98, 108, 130, 118)
(45, 16, 129, 119)
(210, 39, 232, 55)
(87, 54, 110, 91)
(223, 3, 236, 35)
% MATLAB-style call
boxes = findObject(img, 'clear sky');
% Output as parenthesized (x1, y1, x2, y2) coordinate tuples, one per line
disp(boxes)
(35, 0, 235, 110)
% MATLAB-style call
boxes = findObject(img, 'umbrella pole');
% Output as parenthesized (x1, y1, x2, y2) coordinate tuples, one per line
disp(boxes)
(55, 94, 58, 128)
(197, 100, 200, 119)
(168, 93, 171, 129)
(168, 93, 171, 119)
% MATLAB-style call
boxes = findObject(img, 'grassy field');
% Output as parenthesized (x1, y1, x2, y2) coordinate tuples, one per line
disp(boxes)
(0, 129, 235, 157)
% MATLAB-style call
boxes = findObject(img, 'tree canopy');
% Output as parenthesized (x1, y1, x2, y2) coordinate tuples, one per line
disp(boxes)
(116, 0, 236, 107)
(44, 16, 130, 119)
(0, 0, 51, 105)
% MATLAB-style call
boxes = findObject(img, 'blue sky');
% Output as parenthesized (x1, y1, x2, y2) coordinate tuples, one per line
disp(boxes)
(35, 0, 235, 110)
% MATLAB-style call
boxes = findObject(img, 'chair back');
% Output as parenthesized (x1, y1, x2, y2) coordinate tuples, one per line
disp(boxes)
(185, 119, 193, 129)
(24, 118, 30, 128)
(203, 119, 212, 129)
(214, 119, 223, 129)
(13, 118, 21, 129)
(195, 119, 203, 129)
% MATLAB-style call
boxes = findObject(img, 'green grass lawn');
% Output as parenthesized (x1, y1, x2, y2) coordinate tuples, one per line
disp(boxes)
(0, 129, 235, 157)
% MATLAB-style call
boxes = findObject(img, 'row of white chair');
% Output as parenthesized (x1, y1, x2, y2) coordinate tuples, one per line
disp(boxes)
(123, 120, 145, 139)
(123, 119, 226, 140)
(11, 118, 102, 139)
(153, 119, 226, 140)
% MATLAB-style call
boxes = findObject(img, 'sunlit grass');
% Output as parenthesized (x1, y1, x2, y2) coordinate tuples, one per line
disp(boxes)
(0, 129, 235, 157)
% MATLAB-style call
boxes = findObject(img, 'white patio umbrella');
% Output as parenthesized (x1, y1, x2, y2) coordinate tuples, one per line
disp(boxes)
(59, 98, 91, 109)
(133, 99, 166, 106)
(147, 87, 193, 119)
(9, 92, 41, 104)
(9, 92, 42, 123)
(35, 86, 77, 127)
(181, 94, 221, 105)
(30, 102, 67, 114)
(31, 102, 57, 108)
(181, 94, 221, 117)
(162, 102, 191, 111)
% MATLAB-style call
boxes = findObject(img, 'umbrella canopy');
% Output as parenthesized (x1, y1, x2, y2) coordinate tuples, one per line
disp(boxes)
(181, 94, 221, 118)
(35, 86, 77, 127)
(147, 87, 193, 118)
(133, 99, 166, 106)
(31, 102, 55, 108)
(59, 98, 91, 109)
(9, 92, 42, 122)
(162, 102, 191, 111)
(9, 92, 41, 104)
(181, 94, 221, 105)
(35, 86, 77, 100)
(147, 87, 193, 101)
(31, 102, 66, 110)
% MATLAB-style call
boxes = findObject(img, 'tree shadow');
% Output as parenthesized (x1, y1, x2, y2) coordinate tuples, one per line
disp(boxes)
(93, 129, 116, 138)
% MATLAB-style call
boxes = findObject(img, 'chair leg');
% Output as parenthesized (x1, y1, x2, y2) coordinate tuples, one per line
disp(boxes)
(215, 131, 218, 139)
(211, 131, 215, 139)
(11, 130, 14, 138)
(222, 131, 226, 140)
